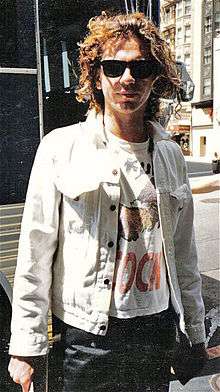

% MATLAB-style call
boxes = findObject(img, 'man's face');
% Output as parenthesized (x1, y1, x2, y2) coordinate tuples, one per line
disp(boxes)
(99, 36, 157, 116)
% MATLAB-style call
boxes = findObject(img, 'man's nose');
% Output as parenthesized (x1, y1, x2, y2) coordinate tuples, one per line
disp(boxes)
(120, 66, 135, 84)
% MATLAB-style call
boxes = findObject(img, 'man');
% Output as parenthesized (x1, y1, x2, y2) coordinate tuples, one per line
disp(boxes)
(9, 12, 207, 392)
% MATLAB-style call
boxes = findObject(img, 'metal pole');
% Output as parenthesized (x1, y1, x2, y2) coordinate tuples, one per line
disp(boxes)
(124, 0, 129, 14)
(130, 0, 135, 13)
(0, 68, 37, 74)
(43, 38, 51, 94)
(147, 0, 152, 19)
(61, 41, 70, 90)
(154, 0, 160, 26)
(34, 0, 44, 140)
(149, 0, 152, 19)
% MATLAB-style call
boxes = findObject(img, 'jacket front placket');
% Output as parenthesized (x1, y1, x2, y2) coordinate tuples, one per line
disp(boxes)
(91, 144, 121, 334)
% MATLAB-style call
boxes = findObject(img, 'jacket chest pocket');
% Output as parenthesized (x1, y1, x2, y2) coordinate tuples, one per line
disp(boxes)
(62, 192, 98, 239)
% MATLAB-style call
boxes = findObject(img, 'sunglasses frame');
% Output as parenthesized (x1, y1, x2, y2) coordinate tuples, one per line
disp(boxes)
(100, 59, 160, 79)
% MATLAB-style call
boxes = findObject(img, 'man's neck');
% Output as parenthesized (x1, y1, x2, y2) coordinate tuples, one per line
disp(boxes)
(103, 110, 148, 143)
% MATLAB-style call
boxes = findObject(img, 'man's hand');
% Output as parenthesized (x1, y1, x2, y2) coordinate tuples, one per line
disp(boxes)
(191, 342, 208, 358)
(172, 341, 208, 385)
(8, 356, 34, 392)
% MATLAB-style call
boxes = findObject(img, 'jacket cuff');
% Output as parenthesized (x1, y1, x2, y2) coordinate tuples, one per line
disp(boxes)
(9, 333, 49, 356)
(185, 324, 206, 344)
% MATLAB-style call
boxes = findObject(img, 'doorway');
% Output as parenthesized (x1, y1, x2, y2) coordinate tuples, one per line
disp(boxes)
(200, 136, 206, 157)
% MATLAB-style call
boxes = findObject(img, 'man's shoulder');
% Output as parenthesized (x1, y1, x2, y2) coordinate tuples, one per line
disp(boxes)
(42, 122, 83, 145)
(38, 121, 87, 158)
(149, 121, 186, 168)
(149, 121, 183, 153)
(147, 120, 170, 143)
(159, 138, 186, 168)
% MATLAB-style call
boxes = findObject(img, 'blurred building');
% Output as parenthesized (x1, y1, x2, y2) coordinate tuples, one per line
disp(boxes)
(191, 0, 220, 159)
(213, 33, 220, 158)
(160, 0, 193, 155)
(160, 0, 220, 158)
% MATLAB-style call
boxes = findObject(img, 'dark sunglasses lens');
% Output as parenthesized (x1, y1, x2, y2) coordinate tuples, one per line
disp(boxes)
(102, 61, 125, 77)
(101, 60, 160, 79)
(131, 61, 154, 79)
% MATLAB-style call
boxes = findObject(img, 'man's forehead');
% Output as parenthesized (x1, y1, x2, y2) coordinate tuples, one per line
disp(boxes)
(102, 36, 151, 58)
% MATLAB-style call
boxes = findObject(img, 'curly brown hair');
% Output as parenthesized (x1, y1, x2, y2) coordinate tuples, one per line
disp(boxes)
(76, 12, 180, 120)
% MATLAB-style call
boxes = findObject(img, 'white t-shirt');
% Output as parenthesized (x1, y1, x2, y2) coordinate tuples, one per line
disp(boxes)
(107, 132, 170, 318)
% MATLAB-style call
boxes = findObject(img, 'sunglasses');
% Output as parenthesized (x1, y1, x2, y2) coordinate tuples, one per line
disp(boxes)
(100, 59, 160, 79)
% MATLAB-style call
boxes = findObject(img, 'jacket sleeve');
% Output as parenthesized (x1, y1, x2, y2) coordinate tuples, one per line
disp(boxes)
(174, 155, 206, 344)
(9, 134, 61, 356)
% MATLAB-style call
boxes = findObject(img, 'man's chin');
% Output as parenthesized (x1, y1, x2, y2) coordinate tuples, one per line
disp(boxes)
(112, 102, 143, 114)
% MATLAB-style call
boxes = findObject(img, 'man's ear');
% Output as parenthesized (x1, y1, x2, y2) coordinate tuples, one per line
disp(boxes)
(96, 79, 102, 90)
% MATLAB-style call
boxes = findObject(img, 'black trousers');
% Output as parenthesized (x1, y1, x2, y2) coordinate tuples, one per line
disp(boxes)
(51, 308, 176, 392)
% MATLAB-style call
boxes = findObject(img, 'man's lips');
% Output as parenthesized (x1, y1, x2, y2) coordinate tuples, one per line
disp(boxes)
(119, 90, 138, 96)
(116, 91, 139, 99)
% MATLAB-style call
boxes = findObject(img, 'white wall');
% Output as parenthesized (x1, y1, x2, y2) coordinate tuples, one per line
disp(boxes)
(191, 107, 212, 127)
(191, 108, 215, 158)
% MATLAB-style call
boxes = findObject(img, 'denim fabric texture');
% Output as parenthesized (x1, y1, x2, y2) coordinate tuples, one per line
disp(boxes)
(55, 309, 176, 392)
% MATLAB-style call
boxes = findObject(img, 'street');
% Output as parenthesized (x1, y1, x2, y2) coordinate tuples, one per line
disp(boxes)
(186, 159, 213, 177)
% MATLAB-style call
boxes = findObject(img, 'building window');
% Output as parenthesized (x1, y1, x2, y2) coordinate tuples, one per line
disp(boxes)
(204, 15, 212, 33)
(164, 8, 171, 24)
(165, 33, 171, 45)
(176, 2, 183, 17)
(215, 12, 220, 32)
(215, 0, 220, 12)
(171, 5, 176, 18)
(177, 27, 182, 45)
(184, 53, 191, 67)
(204, 47, 212, 64)
(184, 0, 191, 15)
(203, 66, 211, 77)
(200, 136, 206, 157)
(203, 78, 211, 96)
(184, 25, 191, 43)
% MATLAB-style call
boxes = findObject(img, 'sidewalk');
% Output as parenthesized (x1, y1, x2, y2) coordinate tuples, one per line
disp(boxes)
(185, 156, 212, 163)
(170, 375, 215, 391)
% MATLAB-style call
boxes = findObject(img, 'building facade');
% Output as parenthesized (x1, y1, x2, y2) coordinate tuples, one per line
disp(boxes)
(213, 33, 220, 157)
(191, 0, 220, 159)
(160, 0, 220, 159)
(161, 0, 193, 155)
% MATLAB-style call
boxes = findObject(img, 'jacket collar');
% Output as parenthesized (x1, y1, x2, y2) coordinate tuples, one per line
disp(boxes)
(81, 110, 170, 147)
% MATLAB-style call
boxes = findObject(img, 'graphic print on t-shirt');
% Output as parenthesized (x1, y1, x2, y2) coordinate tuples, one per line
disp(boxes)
(109, 144, 169, 318)
(118, 182, 160, 243)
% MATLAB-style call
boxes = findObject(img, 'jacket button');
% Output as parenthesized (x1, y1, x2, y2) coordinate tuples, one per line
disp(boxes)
(110, 205, 116, 211)
(112, 169, 118, 176)
(108, 241, 114, 248)
(100, 325, 106, 331)
(104, 279, 110, 285)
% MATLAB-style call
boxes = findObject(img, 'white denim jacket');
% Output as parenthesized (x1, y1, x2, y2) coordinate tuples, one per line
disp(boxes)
(9, 110, 206, 356)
